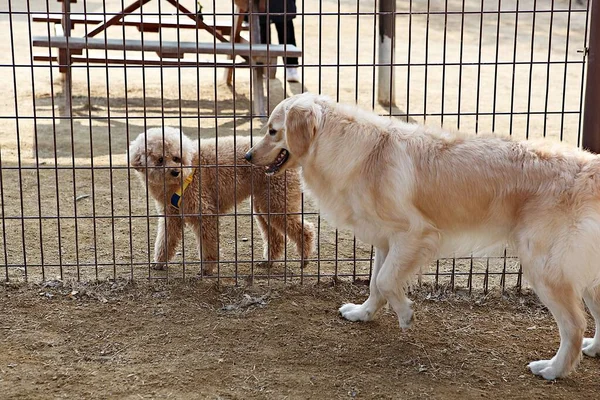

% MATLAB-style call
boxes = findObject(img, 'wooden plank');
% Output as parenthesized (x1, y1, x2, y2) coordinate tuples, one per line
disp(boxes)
(32, 36, 302, 58)
(32, 13, 249, 33)
(34, 55, 250, 67)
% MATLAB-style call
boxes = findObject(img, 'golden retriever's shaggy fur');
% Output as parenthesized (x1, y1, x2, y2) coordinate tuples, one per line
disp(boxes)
(129, 127, 314, 275)
(246, 92, 600, 380)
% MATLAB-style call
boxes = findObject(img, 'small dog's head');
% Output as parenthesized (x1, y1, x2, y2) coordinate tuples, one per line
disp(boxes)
(128, 127, 195, 185)
(245, 92, 326, 176)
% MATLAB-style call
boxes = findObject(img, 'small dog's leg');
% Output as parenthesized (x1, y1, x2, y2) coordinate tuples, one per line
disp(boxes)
(196, 214, 219, 275)
(582, 286, 600, 357)
(253, 206, 284, 268)
(339, 246, 388, 322)
(153, 215, 183, 270)
(285, 215, 314, 267)
(527, 279, 585, 380)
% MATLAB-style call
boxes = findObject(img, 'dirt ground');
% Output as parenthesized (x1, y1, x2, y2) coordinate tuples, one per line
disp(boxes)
(2, 280, 600, 399)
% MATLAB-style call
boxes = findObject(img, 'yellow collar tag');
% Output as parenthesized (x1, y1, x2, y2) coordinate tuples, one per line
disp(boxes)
(170, 168, 195, 209)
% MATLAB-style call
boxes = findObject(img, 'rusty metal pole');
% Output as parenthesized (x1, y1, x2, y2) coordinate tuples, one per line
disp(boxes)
(582, 0, 600, 153)
(378, 0, 396, 107)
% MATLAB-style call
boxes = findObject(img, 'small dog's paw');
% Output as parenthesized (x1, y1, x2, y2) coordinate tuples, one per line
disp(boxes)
(152, 262, 166, 271)
(339, 303, 373, 322)
(255, 260, 273, 269)
(528, 359, 561, 380)
(582, 338, 600, 357)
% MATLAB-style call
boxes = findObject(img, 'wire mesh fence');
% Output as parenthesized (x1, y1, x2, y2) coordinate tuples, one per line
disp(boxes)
(0, 0, 594, 293)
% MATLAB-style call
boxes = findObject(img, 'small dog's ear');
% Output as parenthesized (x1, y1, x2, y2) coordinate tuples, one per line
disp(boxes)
(285, 105, 317, 158)
(128, 144, 145, 172)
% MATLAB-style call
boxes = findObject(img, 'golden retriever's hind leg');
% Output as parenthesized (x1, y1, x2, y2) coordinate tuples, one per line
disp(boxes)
(582, 285, 600, 357)
(153, 216, 183, 270)
(254, 207, 284, 267)
(339, 246, 388, 322)
(527, 279, 586, 380)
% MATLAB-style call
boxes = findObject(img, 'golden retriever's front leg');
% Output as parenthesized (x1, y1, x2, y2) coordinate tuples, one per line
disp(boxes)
(153, 215, 183, 270)
(367, 232, 438, 329)
(339, 246, 389, 321)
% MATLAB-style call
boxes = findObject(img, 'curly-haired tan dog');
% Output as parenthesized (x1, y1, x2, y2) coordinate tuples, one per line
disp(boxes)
(129, 127, 314, 275)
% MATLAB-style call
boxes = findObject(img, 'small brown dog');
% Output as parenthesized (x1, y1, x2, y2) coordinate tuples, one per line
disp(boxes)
(129, 127, 314, 275)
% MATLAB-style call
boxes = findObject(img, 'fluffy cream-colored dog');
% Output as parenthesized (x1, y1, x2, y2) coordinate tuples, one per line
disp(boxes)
(245, 92, 600, 379)
(129, 127, 314, 275)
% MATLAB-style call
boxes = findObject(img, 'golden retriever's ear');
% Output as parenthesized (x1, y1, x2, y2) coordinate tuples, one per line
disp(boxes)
(285, 105, 316, 158)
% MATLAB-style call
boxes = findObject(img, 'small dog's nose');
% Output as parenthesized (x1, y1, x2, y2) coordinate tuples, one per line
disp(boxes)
(170, 170, 180, 177)
(244, 151, 252, 162)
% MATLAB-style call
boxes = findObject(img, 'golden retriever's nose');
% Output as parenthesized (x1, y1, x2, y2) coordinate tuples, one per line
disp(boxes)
(244, 151, 252, 162)
(170, 169, 180, 177)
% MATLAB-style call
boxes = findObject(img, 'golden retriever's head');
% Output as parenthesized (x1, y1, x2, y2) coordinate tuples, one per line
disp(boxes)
(128, 127, 195, 186)
(245, 92, 325, 176)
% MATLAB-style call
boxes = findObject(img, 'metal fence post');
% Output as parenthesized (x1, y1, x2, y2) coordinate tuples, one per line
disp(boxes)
(582, 0, 600, 153)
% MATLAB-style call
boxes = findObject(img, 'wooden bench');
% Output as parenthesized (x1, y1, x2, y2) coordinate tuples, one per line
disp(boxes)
(32, 13, 249, 36)
(31, 0, 302, 117)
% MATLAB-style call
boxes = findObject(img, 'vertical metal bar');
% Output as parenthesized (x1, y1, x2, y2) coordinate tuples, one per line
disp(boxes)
(195, 0, 204, 281)
(559, 0, 574, 142)
(577, 0, 591, 148)
(509, 0, 520, 137)
(82, 0, 99, 280)
(424, 0, 430, 122)
(121, 0, 134, 281)
(213, 0, 221, 282)
(158, 0, 170, 281)
(175, 0, 186, 281)
(45, 0, 64, 279)
(441, 0, 448, 126)
(457, 0, 465, 130)
(0, 150, 8, 281)
(377, 0, 395, 106)
(100, 0, 117, 280)
(8, 0, 28, 280)
(582, 0, 600, 152)
(542, 0, 555, 137)
(525, 0, 538, 139)
(492, 0, 502, 132)
(26, 0, 46, 281)
(61, 0, 72, 117)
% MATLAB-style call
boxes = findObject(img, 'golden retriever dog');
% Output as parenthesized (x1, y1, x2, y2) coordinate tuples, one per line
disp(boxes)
(129, 127, 314, 275)
(245, 92, 600, 379)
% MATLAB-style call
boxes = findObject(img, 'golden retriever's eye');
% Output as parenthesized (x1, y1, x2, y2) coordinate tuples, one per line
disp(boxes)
(173, 156, 181, 163)
(269, 129, 277, 136)
(157, 157, 164, 165)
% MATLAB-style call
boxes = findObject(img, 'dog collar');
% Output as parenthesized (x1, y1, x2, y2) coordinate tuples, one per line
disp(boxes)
(170, 168, 195, 209)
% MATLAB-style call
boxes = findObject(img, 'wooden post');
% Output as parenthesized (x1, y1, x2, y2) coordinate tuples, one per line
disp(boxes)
(59, 0, 74, 117)
(378, 0, 396, 107)
(249, 0, 266, 118)
(582, 0, 600, 153)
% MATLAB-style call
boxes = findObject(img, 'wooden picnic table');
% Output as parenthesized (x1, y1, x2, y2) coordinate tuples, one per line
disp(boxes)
(32, 0, 302, 117)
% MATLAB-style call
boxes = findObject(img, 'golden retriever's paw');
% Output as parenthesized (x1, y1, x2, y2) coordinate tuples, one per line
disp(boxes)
(527, 359, 561, 380)
(398, 308, 414, 330)
(152, 262, 167, 271)
(582, 338, 600, 357)
(339, 303, 375, 322)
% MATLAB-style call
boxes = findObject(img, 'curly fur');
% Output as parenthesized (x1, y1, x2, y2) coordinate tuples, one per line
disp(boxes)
(129, 127, 314, 275)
